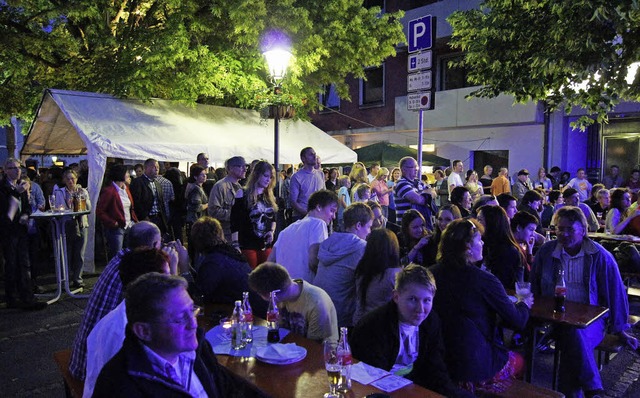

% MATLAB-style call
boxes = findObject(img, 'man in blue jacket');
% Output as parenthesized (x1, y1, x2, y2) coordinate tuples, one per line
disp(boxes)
(531, 206, 637, 398)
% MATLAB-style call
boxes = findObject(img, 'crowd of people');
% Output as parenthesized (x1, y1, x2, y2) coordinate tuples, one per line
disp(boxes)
(2, 151, 640, 397)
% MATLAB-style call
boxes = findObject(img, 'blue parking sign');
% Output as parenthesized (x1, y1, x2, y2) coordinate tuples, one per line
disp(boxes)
(408, 16, 433, 53)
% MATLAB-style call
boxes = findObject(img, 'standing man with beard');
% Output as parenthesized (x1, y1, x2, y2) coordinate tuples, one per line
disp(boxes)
(289, 147, 325, 223)
(207, 156, 247, 243)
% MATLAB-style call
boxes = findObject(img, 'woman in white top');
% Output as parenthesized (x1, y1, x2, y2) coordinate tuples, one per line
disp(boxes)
(535, 167, 553, 193)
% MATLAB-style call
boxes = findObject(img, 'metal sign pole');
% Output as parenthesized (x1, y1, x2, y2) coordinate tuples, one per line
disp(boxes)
(417, 109, 424, 168)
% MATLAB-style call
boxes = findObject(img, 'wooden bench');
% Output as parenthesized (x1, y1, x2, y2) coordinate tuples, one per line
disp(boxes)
(480, 379, 564, 397)
(53, 349, 84, 398)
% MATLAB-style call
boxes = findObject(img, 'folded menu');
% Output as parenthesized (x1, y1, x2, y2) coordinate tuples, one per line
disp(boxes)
(350, 362, 390, 385)
(370, 374, 413, 392)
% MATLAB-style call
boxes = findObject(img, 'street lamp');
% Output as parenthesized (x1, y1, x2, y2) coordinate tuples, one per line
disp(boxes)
(263, 45, 292, 172)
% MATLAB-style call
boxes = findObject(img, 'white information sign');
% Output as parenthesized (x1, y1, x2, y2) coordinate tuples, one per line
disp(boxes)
(407, 71, 432, 92)
(407, 91, 432, 111)
(408, 51, 432, 73)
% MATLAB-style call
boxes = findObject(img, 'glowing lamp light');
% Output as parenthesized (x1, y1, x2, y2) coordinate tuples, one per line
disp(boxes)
(263, 49, 293, 81)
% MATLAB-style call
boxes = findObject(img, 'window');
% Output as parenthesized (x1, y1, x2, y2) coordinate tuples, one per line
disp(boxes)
(360, 65, 385, 107)
(319, 84, 340, 112)
(439, 54, 473, 91)
(363, 0, 385, 13)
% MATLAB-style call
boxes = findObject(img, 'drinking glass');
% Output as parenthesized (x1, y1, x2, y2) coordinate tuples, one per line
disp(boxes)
(515, 281, 532, 302)
(323, 340, 342, 398)
(48, 195, 56, 212)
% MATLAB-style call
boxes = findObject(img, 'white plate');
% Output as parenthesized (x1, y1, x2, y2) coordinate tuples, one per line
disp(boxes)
(256, 345, 307, 365)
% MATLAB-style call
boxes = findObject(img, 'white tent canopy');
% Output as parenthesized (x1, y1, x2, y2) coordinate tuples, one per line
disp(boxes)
(22, 89, 356, 270)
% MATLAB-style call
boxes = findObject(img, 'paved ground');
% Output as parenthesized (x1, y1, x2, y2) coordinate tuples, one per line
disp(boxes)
(1, 267, 640, 397)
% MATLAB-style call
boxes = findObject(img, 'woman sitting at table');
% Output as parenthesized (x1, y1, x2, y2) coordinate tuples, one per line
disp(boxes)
(190, 216, 266, 315)
(421, 204, 462, 267)
(606, 188, 640, 234)
(230, 160, 277, 269)
(450, 186, 472, 218)
(53, 169, 92, 288)
(430, 218, 531, 394)
(399, 210, 431, 266)
(353, 228, 402, 325)
(477, 205, 526, 287)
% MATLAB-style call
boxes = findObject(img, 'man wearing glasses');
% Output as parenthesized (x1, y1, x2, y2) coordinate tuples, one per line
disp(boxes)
(394, 156, 435, 226)
(208, 156, 247, 242)
(93, 272, 265, 397)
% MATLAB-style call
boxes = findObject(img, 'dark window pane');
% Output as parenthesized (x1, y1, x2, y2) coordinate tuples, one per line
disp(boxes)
(361, 66, 385, 106)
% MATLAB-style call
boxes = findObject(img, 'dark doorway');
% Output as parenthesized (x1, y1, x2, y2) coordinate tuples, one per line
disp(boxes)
(472, 150, 509, 174)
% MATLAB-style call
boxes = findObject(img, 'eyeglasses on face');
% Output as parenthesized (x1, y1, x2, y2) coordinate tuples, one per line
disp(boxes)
(151, 305, 202, 326)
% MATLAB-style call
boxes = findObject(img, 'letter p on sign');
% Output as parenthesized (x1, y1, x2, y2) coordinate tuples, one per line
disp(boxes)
(408, 15, 432, 53)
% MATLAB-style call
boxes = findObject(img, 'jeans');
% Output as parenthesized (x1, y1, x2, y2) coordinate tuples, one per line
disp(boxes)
(104, 227, 125, 260)
(557, 318, 605, 397)
(2, 230, 34, 303)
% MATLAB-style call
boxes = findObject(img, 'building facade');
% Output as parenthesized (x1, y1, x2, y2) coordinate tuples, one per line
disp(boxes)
(310, 0, 640, 181)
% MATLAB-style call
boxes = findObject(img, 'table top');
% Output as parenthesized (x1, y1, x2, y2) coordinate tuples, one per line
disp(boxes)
(201, 304, 442, 398)
(588, 232, 640, 243)
(529, 295, 609, 328)
(30, 210, 90, 219)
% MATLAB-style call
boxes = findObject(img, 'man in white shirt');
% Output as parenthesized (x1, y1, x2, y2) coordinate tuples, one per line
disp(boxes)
(289, 147, 325, 222)
(367, 163, 380, 183)
(269, 190, 338, 282)
(564, 168, 592, 202)
(447, 160, 464, 198)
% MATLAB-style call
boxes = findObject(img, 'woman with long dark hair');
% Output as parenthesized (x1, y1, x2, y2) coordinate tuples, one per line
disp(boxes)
(184, 164, 208, 240)
(353, 228, 402, 325)
(607, 188, 640, 234)
(477, 205, 527, 288)
(422, 204, 462, 266)
(430, 218, 531, 393)
(399, 209, 431, 266)
(230, 160, 278, 268)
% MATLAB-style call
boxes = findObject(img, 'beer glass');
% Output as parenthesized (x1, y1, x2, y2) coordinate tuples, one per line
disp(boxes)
(323, 340, 342, 398)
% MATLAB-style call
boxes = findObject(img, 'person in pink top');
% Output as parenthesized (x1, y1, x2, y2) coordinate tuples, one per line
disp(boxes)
(371, 167, 392, 218)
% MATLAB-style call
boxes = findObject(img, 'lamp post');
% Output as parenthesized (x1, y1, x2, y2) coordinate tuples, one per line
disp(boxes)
(263, 48, 293, 172)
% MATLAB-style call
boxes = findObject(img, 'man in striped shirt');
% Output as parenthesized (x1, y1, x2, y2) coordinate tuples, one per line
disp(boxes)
(394, 156, 435, 225)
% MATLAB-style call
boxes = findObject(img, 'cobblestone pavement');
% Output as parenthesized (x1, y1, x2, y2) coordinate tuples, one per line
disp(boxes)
(1, 271, 640, 397)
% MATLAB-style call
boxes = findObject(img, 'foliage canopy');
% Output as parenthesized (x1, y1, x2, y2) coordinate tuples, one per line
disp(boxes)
(0, 0, 405, 125)
(448, 0, 640, 128)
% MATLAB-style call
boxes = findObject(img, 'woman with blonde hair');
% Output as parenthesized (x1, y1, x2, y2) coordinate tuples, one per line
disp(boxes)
(371, 167, 392, 217)
(230, 160, 278, 268)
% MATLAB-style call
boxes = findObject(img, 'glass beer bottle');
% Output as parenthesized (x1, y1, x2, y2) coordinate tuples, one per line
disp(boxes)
(337, 327, 352, 392)
(241, 291, 253, 343)
(554, 268, 566, 313)
(231, 300, 247, 349)
(267, 290, 280, 343)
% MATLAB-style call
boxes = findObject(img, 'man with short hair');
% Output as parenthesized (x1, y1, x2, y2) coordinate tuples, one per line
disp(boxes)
(313, 203, 373, 327)
(269, 190, 338, 282)
(490, 167, 511, 196)
(351, 264, 470, 397)
(479, 165, 493, 191)
(554, 188, 599, 232)
(497, 193, 518, 219)
(394, 156, 434, 225)
(564, 168, 592, 202)
(447, 160, 464, 198)
(549, 166, 562, 189)
(207, 156, 246, 242)
(83, 247, 172, 397)
(94, 273, 265, 397)
(130, 159, 171, 237)
(249, 262, 338, 342)
(368, 163, 380, 183)
(289, 147, 325, 222)
(69, 221, 188, 381)
(603, 165, 624, 189)
(0, 158, 46, 310)
(197, 153, 216, 194)
(590, 188, 610, 229)
(531, 207, 637, 398)
(512, 169, 532, 203)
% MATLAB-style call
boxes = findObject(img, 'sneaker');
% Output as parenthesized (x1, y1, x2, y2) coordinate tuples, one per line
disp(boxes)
(71, 280, 85, 289)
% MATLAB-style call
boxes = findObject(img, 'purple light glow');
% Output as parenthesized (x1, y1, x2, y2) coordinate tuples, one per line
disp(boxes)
(260, 29, 292, 53)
